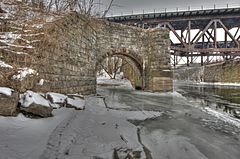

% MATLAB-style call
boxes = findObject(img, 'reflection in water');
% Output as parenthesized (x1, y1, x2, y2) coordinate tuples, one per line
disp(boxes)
(175, 82, 240, 118)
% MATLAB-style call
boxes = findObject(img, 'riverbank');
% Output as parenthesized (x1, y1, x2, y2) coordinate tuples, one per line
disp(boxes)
(0, 78, 240, 159)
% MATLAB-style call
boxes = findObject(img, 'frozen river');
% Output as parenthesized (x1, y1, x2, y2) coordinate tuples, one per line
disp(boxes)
(97, 82, 240, 159)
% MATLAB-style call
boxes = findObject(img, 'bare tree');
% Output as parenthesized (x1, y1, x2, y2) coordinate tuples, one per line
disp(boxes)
(102, 0, 114, 17)
(45, 0, 98, 15)
(100, 57, 128, 79)
(19, 0, 115, 16)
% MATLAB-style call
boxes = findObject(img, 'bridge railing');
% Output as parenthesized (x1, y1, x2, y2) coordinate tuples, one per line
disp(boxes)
(107, 3, 240, 17)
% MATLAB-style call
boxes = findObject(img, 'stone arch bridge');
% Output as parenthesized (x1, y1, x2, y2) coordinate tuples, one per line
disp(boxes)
(1, 13, 172, 95)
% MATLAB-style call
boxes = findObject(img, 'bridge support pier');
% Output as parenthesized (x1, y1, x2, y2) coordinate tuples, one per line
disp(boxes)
(144, 29, 173, 92)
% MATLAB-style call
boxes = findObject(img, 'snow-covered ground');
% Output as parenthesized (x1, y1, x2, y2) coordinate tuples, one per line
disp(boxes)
(0, 75, 240, 158)
(175, 80, 240, 88)
(198, 82, 240, 87)
(97, 70, 133, 90)
(0, 108, 74, 159)
(201, 107, 240, 128)
(0, 85, 163, 158)
(39, 96, 164, 159)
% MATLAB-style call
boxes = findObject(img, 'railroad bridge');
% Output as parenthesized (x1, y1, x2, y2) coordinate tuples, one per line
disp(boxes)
(107, 7, 240, 66)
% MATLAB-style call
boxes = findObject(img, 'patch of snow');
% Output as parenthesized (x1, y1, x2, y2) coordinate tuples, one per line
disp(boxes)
(50, 103, 61, 109)
(23, 30, 32, 33)
(22, 33, 44, 37)
(0, 45, 9, 49)
(0, 32, 21, 44)
(0, 40, 34, 48)
(133, 90, 185, 99)
(32, 24, 44, 29)
(0, 87, 13, 96)
(19, 37, 31, 44)
(97, 69, 111, 79)
(30, 39, 41, 43)
(10, 26, 23, 30)
(97, 70, 124, 80)
(115, 71, 124, 79)
(162, 69, 172, 72)
(201, 107, 240, 128)
(38, 79, 44, 85)
(12, 67, 37, 81)
(97, 78, 133, 90)
(4, 49, 29, 55)
(45, 16, 55, 23)
(198, 82, 240, 87)
(67, 97, 85, 110)
(0, 60, 13, 68)
(19, 91, 50, 108)
(46, 92, 67, 104)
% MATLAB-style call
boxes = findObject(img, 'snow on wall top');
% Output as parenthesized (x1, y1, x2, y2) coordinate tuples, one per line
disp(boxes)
(12, 67, 37, 81)
(0, 87, 13, 96)
(0, 0, 63, 60)
(0, 0, 65, 89)
(0, 60, 13, 68)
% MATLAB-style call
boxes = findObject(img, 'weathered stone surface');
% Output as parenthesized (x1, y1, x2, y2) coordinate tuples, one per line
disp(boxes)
(20, 104, 53, 118)
(0, 12, 172, 94)
(0, 92, 19, 116)
(174, 60, 240, 83)
(152, 77, 173, 92)
(204, 60, 240, 83)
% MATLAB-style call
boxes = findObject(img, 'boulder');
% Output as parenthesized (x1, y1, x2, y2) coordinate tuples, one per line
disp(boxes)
(0, 89, 19, 116)
(113, 148, 142, 159)
(19, 91, 53, 118)
(66, 95, 85, 110)
(20, 103, 53, 118)
(46, 92, 67, 108)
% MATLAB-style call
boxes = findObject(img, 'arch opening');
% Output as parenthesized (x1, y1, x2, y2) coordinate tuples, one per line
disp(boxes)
(96, 49, 144, 90)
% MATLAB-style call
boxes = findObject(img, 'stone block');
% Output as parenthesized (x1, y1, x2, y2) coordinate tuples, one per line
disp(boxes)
(0, 92, 19, 116)
(21, 104, 53, 118)
(152, 77, 173, 92)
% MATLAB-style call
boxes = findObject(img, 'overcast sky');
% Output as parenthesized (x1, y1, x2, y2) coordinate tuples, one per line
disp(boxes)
(102, 0, 240, 15)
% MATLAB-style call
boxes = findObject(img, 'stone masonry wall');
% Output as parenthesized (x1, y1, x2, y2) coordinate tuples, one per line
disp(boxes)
(0, 12, 172, 94)
(174, 60, 240, 83)
(204, 61, 240, 83)
(96, 22, 172, 91)
(146, 29, 172, 91)
(34, 14, 98, 95)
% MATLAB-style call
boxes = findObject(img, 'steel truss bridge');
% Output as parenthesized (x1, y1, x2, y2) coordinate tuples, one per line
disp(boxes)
(107, 7, 240, 66)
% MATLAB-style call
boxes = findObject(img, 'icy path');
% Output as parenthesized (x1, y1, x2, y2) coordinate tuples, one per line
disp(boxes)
(0, 108, 74, 159)
(0, 95, 162, 159)
(39, 97, 163, 159)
